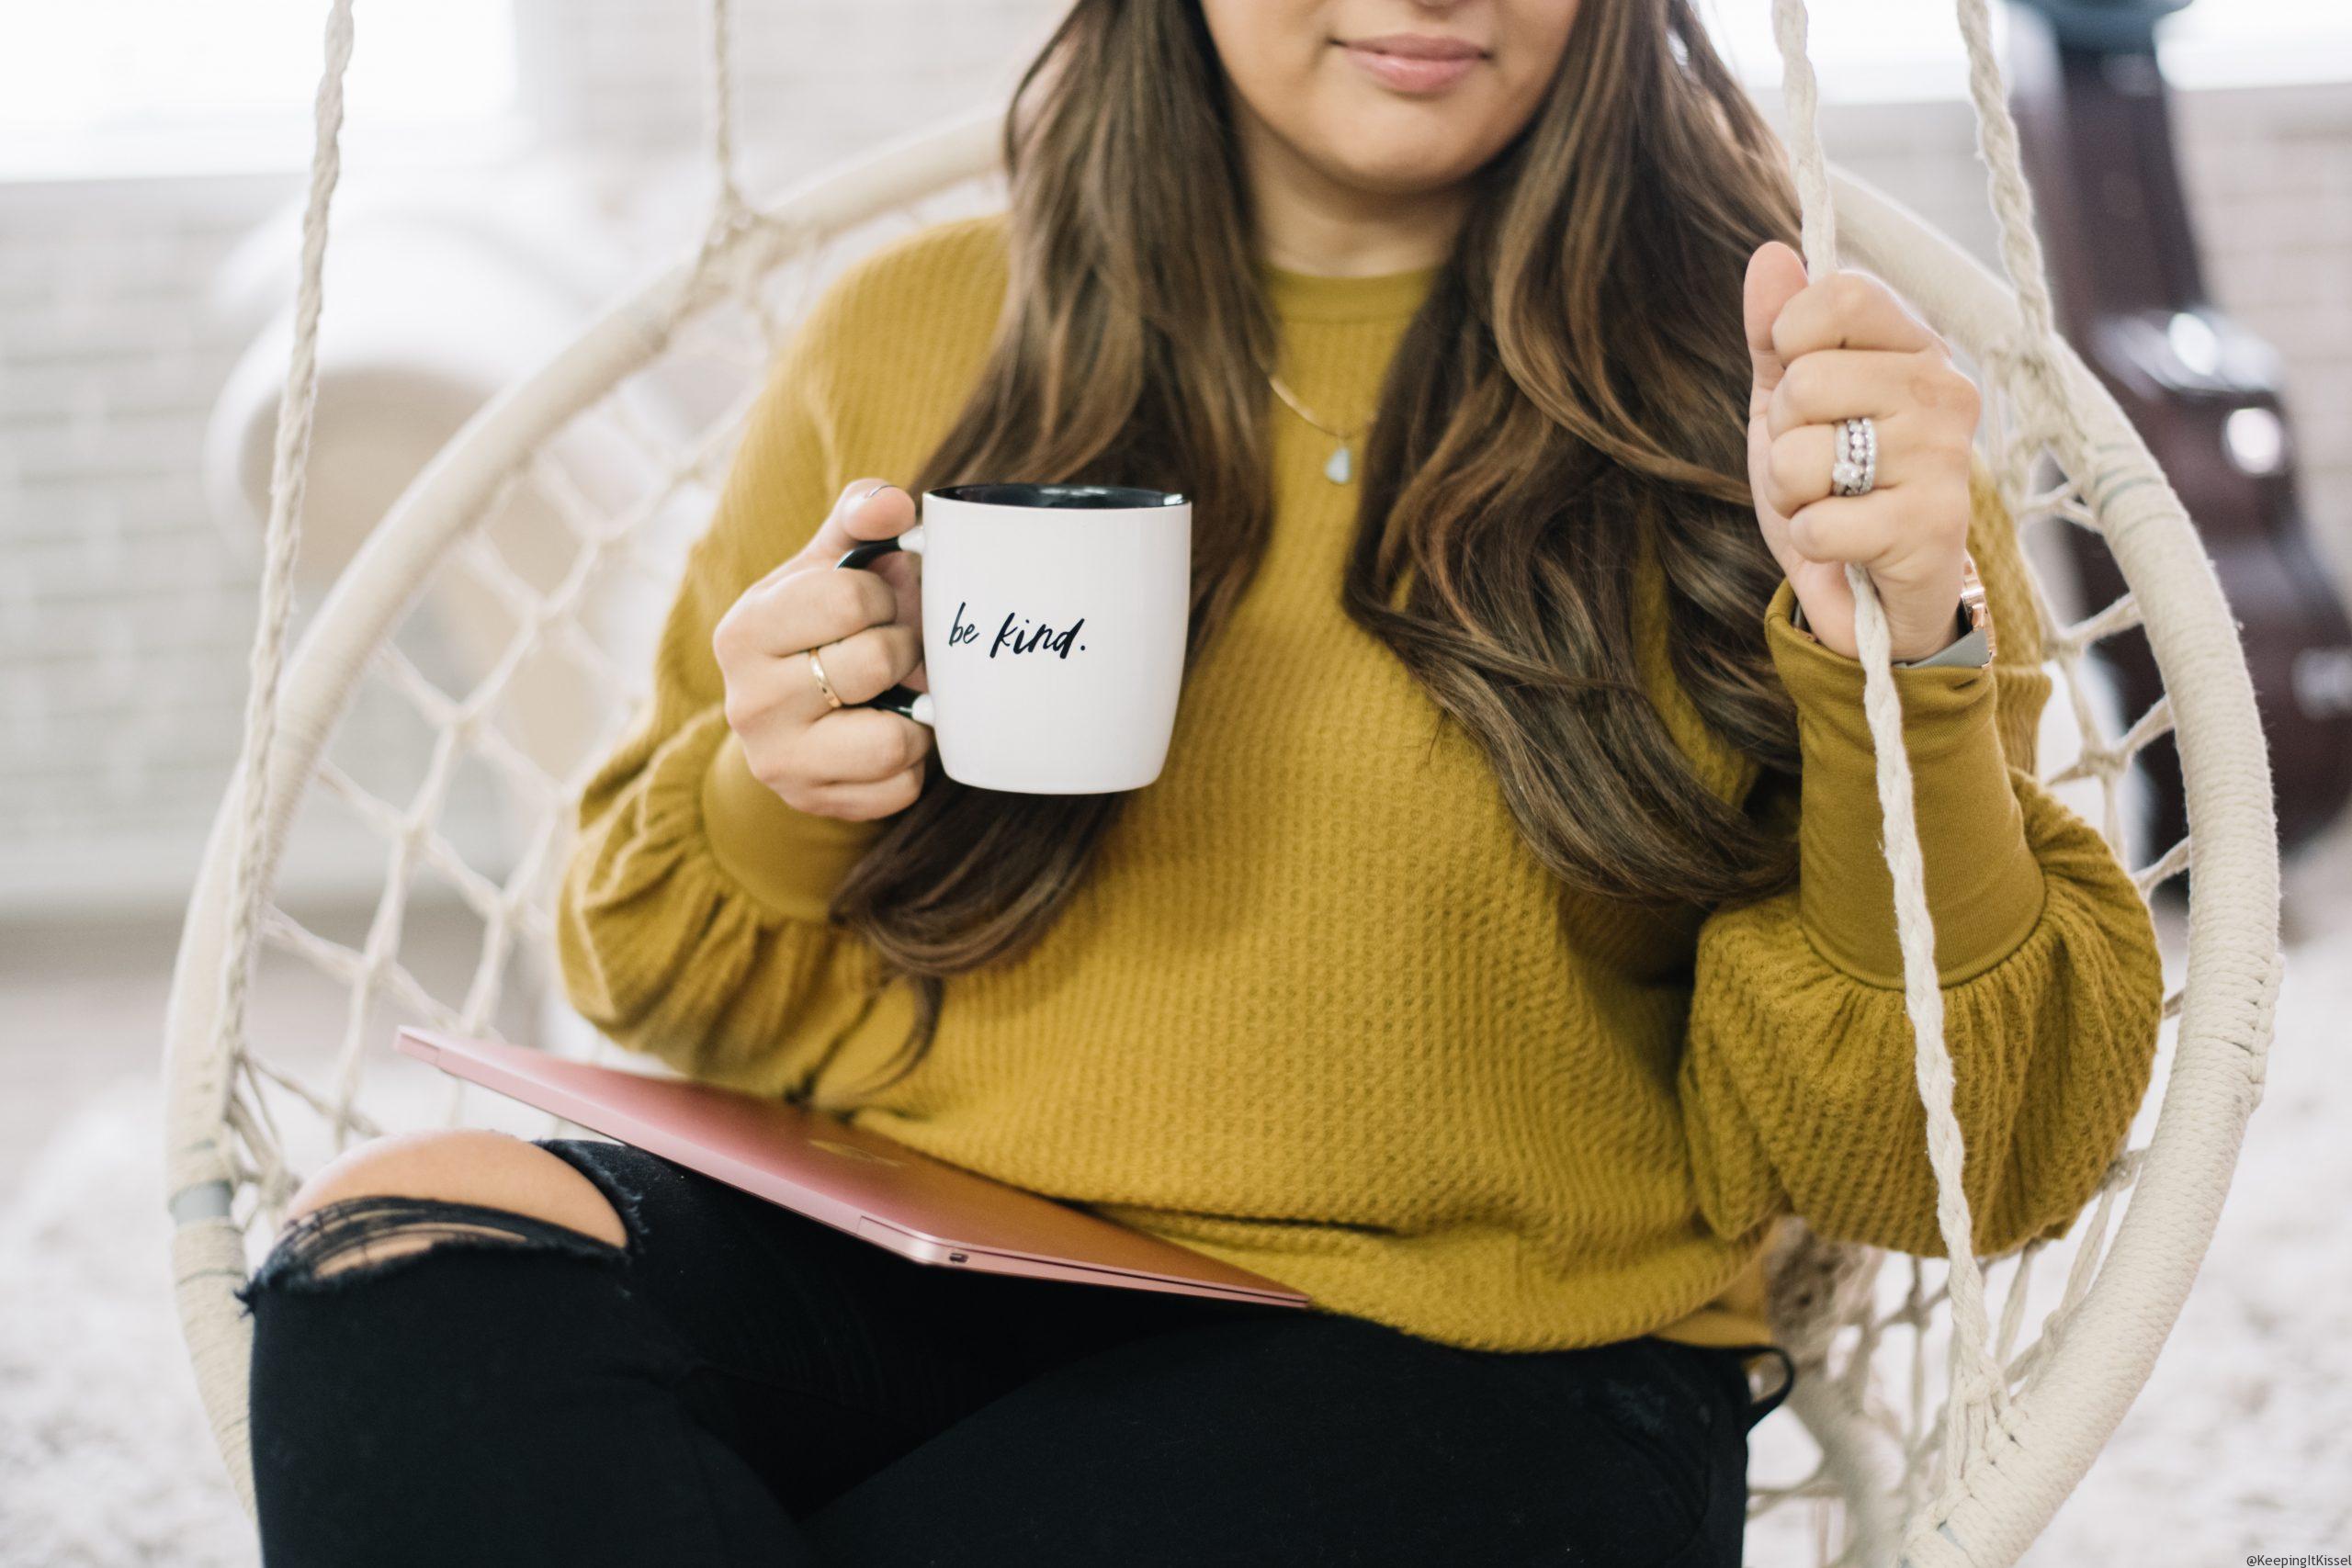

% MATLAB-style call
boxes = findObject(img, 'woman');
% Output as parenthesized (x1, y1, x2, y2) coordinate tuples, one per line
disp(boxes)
(243, 2, 2164, 1563)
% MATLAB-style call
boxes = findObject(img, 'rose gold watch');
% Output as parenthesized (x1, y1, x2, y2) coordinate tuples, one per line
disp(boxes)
(1889, 551, 1993, 668)
(1956, 551, 1995, 660)
(1786, 551, 1995, 669)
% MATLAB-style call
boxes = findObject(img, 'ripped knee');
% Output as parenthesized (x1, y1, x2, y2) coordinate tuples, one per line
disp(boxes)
(249, 1192, 628, 1293)
(251, 1131, 629, 1294)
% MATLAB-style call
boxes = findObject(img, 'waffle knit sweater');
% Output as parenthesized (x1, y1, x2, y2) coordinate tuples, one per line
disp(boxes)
(556, 213, 2164, 1357)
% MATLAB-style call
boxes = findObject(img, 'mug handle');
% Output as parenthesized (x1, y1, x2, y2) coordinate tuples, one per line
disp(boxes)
(831, 525, 933, 727)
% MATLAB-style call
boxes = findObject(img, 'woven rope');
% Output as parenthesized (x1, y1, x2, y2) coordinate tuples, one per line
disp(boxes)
(167, 0, 356, 1512)
(1769, 0, 2012, 1522)
(705, 0, 750, 223)
(690, 0, 772, 320)
(205, 0, 356, 1164)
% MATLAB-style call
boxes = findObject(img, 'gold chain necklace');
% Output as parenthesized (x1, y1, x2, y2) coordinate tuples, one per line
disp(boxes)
(1261, 365, 1367, 485)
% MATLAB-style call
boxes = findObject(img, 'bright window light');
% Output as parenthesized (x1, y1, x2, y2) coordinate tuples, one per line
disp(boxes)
(1702, 0, 2352, 102)
(2154, 0, 2352, 90)
(1, 0, 517, 179)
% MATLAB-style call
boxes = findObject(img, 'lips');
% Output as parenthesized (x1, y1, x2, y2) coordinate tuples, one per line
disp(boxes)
(1337, 33, 1488, 95)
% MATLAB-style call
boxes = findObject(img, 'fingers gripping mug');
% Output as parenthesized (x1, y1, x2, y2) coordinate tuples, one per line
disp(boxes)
(832, 483, 1193, 794)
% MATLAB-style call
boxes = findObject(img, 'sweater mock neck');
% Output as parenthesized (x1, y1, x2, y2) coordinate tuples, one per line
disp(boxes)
(1254, 257, 1441, 324)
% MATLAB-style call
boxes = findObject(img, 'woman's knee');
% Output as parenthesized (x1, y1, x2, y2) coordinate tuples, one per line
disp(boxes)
(264, 1130, 628, 1284)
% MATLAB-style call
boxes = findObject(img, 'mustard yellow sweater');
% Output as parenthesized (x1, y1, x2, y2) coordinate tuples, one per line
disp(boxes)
(557, 213, 2163, 1357)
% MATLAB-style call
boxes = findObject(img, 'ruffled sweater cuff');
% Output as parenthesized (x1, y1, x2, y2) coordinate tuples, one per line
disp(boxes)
(699, 716, 886, 923)
(1681, 776, 2163, 1256)
(557, 703, 894, 1089)
(1763, 579, 2046, 987)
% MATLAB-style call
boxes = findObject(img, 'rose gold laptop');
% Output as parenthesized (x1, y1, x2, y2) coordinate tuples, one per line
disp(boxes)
(394, 1028, 1310, 1309)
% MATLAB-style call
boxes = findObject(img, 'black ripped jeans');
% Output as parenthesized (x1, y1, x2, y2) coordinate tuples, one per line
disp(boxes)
(243, 1140, 1793, 1567)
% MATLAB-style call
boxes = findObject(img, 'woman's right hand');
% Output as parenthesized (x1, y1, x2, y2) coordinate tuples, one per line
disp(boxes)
(711, 479, 931, 821)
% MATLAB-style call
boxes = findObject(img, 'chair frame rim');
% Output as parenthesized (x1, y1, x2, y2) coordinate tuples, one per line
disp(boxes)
(161, 110, 2280, 1567)
(1834, 169, 2280, 1564)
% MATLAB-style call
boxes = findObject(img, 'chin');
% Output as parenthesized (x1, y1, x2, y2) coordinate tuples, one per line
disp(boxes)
(1320, 141, 1487, 197)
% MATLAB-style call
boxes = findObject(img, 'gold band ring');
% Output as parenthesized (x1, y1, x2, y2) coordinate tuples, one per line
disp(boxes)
(806, 646, 844, 710)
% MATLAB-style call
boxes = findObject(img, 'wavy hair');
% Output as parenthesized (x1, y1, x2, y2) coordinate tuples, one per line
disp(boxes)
(812, 0, 1805, 1106)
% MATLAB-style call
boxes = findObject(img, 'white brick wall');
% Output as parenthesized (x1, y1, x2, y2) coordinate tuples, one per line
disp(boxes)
(1, 4, 2346, 914)
(0, 4, 1063, 913)
(2, 174, 300, 909)
(515, 0, 1063, 164)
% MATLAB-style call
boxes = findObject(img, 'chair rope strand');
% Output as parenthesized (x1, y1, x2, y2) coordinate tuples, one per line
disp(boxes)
(1769, 0, 2011, 1529)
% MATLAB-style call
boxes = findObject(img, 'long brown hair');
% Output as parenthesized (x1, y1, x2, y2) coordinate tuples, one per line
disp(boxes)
(819, 0, 1804, 1103)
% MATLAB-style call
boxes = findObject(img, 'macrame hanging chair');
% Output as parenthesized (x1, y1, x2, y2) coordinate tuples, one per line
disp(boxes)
(164, 1, 2283, 1562)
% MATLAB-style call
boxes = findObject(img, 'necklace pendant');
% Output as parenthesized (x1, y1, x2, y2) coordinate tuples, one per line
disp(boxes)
(1323, 442, 1353, 484)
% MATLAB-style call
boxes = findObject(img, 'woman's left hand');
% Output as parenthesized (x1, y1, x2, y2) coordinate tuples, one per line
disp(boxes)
(1742, 240, 1981, 663)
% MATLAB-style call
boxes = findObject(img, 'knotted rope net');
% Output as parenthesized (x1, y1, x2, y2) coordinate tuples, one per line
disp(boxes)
(165, 3, 2281, 1562)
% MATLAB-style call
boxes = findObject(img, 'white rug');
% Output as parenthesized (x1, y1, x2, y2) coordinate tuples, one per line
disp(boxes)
(2017, 907, 2352, 1563)
(0, 1078, 254, 1568)
(5, 920, 2347, 1566)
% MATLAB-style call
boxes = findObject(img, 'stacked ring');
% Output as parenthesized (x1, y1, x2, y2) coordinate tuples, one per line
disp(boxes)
(1830, 415, 1877, 497)
(807, 646, 844, 710)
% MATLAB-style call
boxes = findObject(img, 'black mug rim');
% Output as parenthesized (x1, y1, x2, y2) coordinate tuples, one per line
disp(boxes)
(930, 482, 1186, 510)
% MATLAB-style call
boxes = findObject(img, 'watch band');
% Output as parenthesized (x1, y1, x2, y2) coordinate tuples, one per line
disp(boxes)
(1785, 581, 1993, 670)
(1899, 621, 1991, 670)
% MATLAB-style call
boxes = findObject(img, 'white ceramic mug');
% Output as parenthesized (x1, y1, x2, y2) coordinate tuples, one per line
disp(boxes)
(832, 483, 1193, 794)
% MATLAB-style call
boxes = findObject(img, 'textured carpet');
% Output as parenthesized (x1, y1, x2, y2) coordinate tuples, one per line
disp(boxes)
(0, 1078, 255, 1568)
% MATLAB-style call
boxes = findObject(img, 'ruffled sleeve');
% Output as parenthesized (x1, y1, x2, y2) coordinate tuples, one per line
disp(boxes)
(554, 299, 894, 1095)
(1677, 475, 2165, 1258)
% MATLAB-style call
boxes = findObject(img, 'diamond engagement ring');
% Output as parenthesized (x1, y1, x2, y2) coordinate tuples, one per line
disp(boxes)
(1830, 416, 1877, 498)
